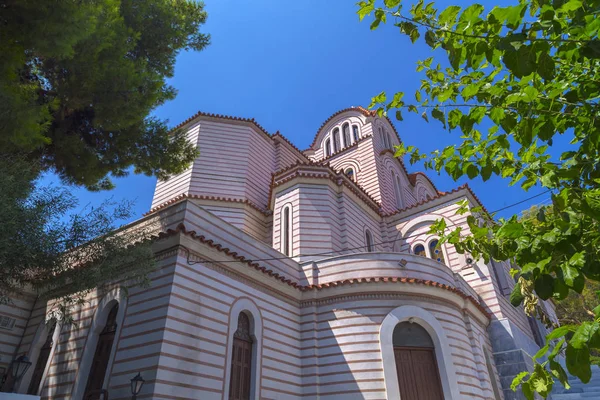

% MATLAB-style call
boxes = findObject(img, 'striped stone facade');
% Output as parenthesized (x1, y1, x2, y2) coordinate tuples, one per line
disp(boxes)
(1, 107, 553, 400)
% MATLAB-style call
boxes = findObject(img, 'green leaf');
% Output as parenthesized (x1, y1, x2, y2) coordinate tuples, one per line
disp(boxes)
(499, 222, 524, 238)
(547, 324, 577, 340)
(560, 263, 580, 287)
(535, 274, 554, 300)
(431, 107, 445, 127)
(357, 0, 375, 21)
(559, 0, 583, 12)
(511, 371, 529, 391)
(531, 363, 553, 397)
(438, 5, 461, 25)
(571, 322, 600, 349)
(534, 343, 550, 359)
(565, 344, 591, 383)
(510, 281, 524, 306)
(549, 359, 570, 390)
(459, 4, 484, 24)
(490, 4, 527, 30)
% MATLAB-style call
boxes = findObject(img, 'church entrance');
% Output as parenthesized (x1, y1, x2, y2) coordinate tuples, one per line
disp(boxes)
(393, 322, 444, 400)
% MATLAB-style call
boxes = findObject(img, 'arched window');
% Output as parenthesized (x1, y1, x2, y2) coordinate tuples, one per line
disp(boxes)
(365, 230, 374, 252)
(27, 320, 57, 394)
(345, 168, 355, 182)
(229, 312, 253, 400)
(352, 125, 359, 142)
(413, 244, 426, 257)
(393, 322, 444, 399)
(393, 175, 403, 209)
(332, 128, 340, 153)
(342, 123, 350, 148)
(429, 239, 445, 264)
(281, 205, 292, 256)
(325, 138, 331, 157)
(387, 132, 393, 148)
(84, 303, 119, 399)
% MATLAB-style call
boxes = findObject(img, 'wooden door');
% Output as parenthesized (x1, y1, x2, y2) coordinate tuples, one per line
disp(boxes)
(229, 337, 252, 400)
(394, 347, 444, 400)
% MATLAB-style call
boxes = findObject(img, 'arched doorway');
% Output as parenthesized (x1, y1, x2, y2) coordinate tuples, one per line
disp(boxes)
(393, 321, 444, 400)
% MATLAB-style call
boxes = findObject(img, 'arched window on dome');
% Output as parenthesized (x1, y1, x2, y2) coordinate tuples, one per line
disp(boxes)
(325, 138, 331, 157)
(413, 244, 426, 257)
(332, 128, 340, 153)
(429, 239, 445, 265)
(342, 123, 350, 148)
(345, 168, 355, 182)
(229, 312, 254, 400)
(365, 229, 374, 252)
(352, 125, 360, 142)
(281, 205, 292, 256)
(393, 175, 404, 209)
(387, 132, 393, 148)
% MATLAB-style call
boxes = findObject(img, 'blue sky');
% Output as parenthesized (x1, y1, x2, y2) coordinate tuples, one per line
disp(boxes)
(42, 0, 554, 224)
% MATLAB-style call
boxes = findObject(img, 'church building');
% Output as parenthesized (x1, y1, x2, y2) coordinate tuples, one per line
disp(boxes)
(1, 107, 555, 400)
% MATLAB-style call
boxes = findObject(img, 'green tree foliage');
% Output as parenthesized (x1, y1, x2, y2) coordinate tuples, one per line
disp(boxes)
(358, 0, 600, 397)
(0, 0, 209, 189)
(0, 155, 155, 319)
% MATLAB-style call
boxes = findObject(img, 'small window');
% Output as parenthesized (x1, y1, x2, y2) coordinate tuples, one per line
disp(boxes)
(345, 168, 355, 182)
(332, 128, 340, 153)
(352, 125, 359, 142)
(325, 138, 331, 157)
(281, 205, 292, 256)
(342, 123, 350, 148)
(365, 230, 374, 252)
(0, 315, 16, 330)
(413, 244, 426, 257)
(429, 239, 445, 264)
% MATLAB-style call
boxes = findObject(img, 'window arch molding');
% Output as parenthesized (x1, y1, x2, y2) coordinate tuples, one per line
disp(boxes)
(223, 297, 263, 400)
(335, 160, 361, 182)
(17, 319, 60, 394)
(71, 287, 127, 400)
(380, 305, 461, 400)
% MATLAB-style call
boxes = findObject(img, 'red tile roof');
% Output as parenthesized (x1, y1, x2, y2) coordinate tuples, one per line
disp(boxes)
(145, 194, 270, 216)
(384, 183, 489, 217)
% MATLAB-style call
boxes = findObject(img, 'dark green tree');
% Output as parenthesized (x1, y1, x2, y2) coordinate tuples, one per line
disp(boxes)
(0, 0, 209, 189)
(0, 155, 155, 319)
(358, 0, 600, 397)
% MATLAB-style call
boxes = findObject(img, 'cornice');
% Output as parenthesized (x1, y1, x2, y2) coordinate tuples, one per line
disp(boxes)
(145, 194, 270, 216)
(150, 223, 488, 318)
